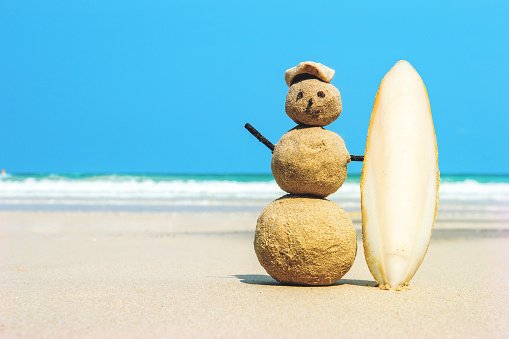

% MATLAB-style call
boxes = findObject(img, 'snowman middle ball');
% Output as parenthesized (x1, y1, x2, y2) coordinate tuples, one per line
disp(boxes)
(271, 125, 350, 198)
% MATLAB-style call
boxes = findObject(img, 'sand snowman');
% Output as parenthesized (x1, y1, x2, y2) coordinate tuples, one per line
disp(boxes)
(253, 62, 357, 286)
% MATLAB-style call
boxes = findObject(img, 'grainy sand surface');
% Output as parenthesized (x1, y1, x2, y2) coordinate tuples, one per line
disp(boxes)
(1, 210, 508, 338)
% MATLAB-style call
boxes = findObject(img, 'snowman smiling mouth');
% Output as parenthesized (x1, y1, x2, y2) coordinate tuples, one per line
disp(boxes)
(305, 101, 321, 115)
(305, 108, 321, 115)
(304, 98, 322, 115)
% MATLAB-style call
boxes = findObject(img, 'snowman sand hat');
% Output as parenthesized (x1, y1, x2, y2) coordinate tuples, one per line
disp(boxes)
(285, 61, 335, 87)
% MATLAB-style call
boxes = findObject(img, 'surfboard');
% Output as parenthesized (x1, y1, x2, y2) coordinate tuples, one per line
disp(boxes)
(361, 60, 439, 289)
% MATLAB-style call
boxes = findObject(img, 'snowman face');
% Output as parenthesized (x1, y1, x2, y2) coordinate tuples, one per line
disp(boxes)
(285, 79, 342, 126)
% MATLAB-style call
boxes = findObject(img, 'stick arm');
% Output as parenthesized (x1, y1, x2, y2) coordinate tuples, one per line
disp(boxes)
(244, 123, 364, 161)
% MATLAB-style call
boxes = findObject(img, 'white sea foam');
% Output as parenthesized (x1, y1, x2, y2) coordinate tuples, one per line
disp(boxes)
(1, 177, 508, 207)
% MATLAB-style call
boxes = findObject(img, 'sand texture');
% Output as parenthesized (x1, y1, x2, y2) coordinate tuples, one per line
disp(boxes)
(271, 126, 350, 197)
(285, 79, 342, 126)
(1, 210, 508, 338)
(254, 195, 357, 286)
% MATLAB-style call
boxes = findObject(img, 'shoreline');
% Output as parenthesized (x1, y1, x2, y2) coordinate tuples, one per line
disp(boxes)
(2, 209, 509, 241)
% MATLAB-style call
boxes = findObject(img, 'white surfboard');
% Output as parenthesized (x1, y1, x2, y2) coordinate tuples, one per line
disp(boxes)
(361, 60, 439, 289)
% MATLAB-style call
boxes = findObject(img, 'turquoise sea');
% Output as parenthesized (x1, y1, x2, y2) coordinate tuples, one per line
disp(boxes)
(2, 173, 509, 183)
(1, 173, 508, 211)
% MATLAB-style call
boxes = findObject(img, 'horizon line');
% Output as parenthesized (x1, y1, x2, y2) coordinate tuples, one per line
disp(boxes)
(2, 172, 509, 177)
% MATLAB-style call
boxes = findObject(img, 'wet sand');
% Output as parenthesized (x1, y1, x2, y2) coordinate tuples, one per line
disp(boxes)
(1, 210, 508, 338)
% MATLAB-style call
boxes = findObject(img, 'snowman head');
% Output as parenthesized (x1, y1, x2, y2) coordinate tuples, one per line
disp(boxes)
(284, 62, 342, 127)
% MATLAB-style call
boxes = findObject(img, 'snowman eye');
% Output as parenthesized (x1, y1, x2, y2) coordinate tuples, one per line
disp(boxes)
(296, 91, 303, 101)
(317, 91, 326, 98)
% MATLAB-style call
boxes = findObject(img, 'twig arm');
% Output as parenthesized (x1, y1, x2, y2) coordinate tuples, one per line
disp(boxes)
(244, 123, 275, 152)
(244, 123, 364, 161)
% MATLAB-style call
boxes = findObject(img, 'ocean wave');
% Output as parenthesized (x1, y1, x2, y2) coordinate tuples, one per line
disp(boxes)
(0, 176, 508, 204)
(0, 179, 283, 200)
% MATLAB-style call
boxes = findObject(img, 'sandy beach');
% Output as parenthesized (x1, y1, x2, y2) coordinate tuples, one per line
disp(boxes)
(3, 0, 508, 337)
(1, 207, 508, 338)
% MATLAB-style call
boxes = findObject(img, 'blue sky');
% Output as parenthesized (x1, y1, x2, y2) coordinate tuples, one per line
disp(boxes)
(1, 1, 508, 174)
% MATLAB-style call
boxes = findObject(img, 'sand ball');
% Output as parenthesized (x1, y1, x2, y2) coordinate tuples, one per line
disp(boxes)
(271, 126, 350, 198)
(254, 195, 357, 286)
(285, 79, 342, 126)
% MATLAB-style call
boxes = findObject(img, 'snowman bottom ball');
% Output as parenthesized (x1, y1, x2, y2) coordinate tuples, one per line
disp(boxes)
(254, 195, 357, 286)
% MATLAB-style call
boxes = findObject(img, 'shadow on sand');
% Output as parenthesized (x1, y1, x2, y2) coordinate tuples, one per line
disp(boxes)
(233, 274, 377, 287)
